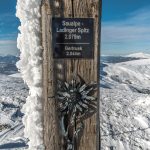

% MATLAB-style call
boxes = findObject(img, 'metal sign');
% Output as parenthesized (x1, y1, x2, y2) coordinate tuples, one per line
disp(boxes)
(52, 18, 94, 59)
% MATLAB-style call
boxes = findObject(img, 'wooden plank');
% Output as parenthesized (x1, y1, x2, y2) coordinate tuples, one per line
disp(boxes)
(41, 0, 101, 149)
(63, 1, 100, 150)
(41, 1, 60, 150)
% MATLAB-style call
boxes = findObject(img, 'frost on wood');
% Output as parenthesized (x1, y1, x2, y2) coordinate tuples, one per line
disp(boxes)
(16, 0, 44, 149)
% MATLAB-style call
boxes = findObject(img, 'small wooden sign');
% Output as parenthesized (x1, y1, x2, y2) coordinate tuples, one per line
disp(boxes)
(52, 18, 94, 59)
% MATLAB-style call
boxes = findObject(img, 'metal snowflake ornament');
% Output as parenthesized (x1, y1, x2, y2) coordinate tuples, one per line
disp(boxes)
(57, 75, 97, 150)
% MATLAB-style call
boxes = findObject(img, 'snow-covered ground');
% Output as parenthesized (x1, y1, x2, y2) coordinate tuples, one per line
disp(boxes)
(100, 53, 150, 150)
(0, 74, 28, 149)
(1, 52, 150, 150)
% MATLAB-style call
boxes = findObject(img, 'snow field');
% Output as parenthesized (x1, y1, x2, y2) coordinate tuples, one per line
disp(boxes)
(101, 54, 150, 150)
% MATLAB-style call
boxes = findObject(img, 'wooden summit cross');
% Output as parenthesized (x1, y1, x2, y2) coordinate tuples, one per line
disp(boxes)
(41, 0, 101, 149)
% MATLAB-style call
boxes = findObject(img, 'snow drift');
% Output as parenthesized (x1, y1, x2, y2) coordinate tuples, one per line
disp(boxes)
(16, 0, 44, 149)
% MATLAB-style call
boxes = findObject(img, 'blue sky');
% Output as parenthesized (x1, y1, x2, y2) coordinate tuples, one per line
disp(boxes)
(0, 0, 19, 56)
(0, 1, 150, 56)
(102, 0, 150, 55)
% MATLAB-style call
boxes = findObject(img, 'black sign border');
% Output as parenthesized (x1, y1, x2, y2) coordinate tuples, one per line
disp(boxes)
(52, 17, 95, 59)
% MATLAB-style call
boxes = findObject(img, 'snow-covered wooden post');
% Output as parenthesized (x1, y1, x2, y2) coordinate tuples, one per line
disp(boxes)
(41, 0, 101, 149)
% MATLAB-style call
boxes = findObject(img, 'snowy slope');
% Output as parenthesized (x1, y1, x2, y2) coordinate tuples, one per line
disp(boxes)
(100, 54, 150, 150)
(0, 74, 28, 149)
(127, 52, 150, 59)
(9, 73, 21, 78)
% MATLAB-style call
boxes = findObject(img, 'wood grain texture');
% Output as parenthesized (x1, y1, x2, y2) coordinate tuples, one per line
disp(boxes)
(41, 0, 60, 150)
(41, 0, 101, 149)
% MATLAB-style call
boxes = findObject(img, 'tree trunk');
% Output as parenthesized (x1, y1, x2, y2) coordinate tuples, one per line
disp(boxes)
(41, 0, 101, 149)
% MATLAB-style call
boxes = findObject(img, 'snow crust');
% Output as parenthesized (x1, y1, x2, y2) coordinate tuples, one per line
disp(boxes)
(16, 0, 44, 149)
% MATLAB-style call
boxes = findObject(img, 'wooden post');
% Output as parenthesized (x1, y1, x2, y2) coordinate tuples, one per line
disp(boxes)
(41, 0, 101, 149)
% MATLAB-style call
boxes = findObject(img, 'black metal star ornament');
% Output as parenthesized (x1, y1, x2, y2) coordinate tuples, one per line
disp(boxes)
(56, 74, 97, 150)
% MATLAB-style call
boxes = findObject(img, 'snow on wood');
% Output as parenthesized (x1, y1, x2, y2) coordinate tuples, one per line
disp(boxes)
(16, 0, 44, 149)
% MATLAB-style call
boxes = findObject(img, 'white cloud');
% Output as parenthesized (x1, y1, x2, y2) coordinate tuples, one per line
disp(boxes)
(102, 7, 150, 45)
(0, 11, 19, 56)
(0, 40, 18, 56)
(0, 13, 15, 22)
(0, 40, 16, 44)
(0, 33, 17, 39)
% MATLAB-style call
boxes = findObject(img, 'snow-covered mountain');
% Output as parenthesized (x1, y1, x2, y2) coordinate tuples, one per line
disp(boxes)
(0, 55, 19, 75)
(100, 53, 150, 150)
(0, 56, 28, 149)
(127, 52, 150, 59)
